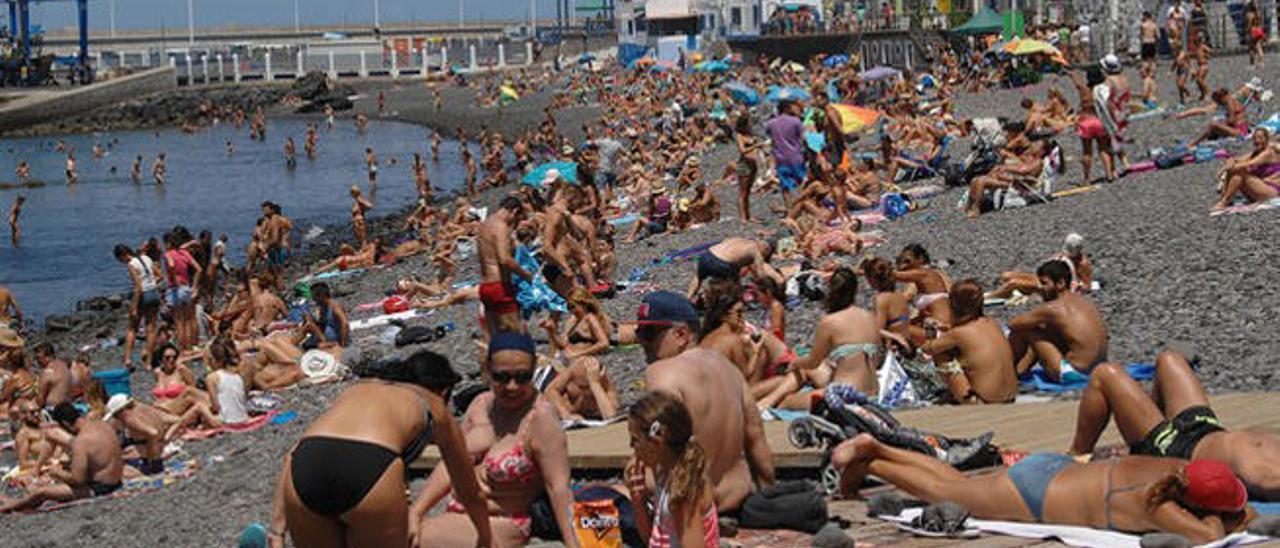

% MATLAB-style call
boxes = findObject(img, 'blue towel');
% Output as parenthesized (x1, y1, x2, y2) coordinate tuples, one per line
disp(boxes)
(1019, 363, 1155, 393)
(512, 246, 567, 318)
(1253, 502, 1280, 515)
(270, 410, 298, 425)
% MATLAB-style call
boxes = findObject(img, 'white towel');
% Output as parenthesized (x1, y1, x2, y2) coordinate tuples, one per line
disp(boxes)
(882, 508, 1271, 548)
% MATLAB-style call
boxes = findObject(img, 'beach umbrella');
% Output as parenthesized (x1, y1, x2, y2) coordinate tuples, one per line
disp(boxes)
(831, 103, 883, 134)
(823, 54, 851, 68)
(692, 60, 731, 73)
(578, 52, 597, 64)
(766, 85, 811, 103)
(723, 82, 761, 106)
(859, 66, 901, 81)
(1003, 38, 1060, 56)
(522, 162, 579, 189)
(499, 85, 519, 103)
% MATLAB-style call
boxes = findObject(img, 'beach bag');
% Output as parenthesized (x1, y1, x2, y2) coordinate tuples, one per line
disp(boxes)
(382, 295, 410, 314)
(739, 480, 830, 533)
(876, 352, 920, 409)
(1154, 153, 1185, 169)
(528, 485, 644, 546)
(881, 193, 911, 219)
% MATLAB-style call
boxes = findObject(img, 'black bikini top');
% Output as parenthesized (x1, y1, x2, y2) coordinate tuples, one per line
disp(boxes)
(401, 407, 435, 462)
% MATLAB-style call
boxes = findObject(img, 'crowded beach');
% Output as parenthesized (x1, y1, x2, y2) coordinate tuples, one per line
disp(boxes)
(3, 3, 1280, 547)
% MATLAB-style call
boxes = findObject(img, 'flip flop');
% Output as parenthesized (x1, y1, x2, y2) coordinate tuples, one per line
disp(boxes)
(238, 523, 268, 548)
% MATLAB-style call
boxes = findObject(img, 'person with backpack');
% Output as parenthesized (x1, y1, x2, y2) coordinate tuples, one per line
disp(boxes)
(626, 391, 720, 548)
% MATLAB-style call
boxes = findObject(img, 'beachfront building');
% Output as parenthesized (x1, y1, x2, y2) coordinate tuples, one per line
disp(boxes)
(617, 0, 827, 59)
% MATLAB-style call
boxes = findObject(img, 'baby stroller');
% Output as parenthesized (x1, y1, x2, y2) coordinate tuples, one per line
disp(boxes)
(942, 117, 1002, 187)
(788, 387, 998, 495)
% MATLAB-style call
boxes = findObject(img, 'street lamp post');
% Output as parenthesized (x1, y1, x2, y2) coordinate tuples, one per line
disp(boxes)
(293, 0, 300, 33)
(187, 0, 194, 46)
(374, 0, 380, 28)
(459, 0, 464, 28)
(109, 0, 116, 38)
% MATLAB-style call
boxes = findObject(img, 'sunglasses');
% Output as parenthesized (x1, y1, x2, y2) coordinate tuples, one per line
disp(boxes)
(163, 354, 178, 360)
(491, 370, 534, 385)
(636, 324, 672, 343)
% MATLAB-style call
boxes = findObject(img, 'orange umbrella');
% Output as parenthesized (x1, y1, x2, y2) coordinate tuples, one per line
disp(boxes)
(832, 104, 883, 134)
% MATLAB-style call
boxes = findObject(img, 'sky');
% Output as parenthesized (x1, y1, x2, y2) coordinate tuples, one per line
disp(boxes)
(14, 0, 580, 33)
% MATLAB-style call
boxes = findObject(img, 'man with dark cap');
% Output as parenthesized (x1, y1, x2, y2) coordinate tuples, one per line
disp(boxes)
(632, 290, 775, 512)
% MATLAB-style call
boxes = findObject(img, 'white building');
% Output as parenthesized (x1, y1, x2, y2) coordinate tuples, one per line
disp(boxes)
(616, 0, 779, 46)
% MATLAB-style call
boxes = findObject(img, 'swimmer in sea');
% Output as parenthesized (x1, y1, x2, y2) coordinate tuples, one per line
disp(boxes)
(153, 153, 167, 185)
(14, 161, 29, 183)
(8, 195, 23, 246)
(364, 147, 378, 187)
(130, 156, 142, 183)
(65, 153, 77, 185)
(284, 137, 297, 169)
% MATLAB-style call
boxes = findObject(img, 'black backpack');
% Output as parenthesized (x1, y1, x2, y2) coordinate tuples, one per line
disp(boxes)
(738, 480, 830, 534)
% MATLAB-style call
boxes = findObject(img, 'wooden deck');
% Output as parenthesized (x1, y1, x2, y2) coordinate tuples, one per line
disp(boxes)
(414, 392, 1280, 471)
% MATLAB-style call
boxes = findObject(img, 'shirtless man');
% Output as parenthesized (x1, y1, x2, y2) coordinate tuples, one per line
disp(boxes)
(688, 237, 783, 300)
(0, 285, 22, 331)
(304, 124, 318, 159)
(14, 160, 30, 183)
(102, 394, 167, 474)
(1069, 349, 1280, 500)
(1189, 29, 1211, 101)
(476, 196, 534, 335)
(364, 147, 378, 186)
(634, 291, 775, 512)
(261, 202, 293, 288)
(13, 400, 55, 473)
(542, 180, 598, 289)
(302, 282, 349, 348)
(544, 357, 621, 421)
(65, 153, 77, 184)
(0, 403, 123, 513)
(431, 130, 442, 162)
(153, 153, 167, 185)
(8, 195, 23, 246)
(284, 137, 297, 169)
(918, 280, 1016, 404)
(247, 276, 287, 335)
(1008, 260, 1109, 381)
(1140, 12, 1160, 75)
(130, 155, 142, 183)
(33, 342, 72, 410)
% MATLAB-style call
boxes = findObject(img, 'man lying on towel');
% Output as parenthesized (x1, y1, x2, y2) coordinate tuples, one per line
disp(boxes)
(833, 432, 1258, 544)
(1008, 261, 1110, 382)
(1, 403, 124, 512)
(1069, 348, 1280, 501)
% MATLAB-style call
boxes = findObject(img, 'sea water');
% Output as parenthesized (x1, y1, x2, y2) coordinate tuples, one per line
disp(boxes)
(0, 118, 469, 323)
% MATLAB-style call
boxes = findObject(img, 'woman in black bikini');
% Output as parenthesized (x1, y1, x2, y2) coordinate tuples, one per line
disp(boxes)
(1070, 348, 1280, 501)
(269, 349, 492, 548)
(834, 433, 1258, 543)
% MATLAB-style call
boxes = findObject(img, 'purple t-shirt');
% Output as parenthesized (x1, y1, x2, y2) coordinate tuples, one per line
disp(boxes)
(765, 113, 805, 167)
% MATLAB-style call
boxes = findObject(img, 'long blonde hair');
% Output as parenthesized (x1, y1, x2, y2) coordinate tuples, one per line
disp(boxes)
(630, 391, 708, 506)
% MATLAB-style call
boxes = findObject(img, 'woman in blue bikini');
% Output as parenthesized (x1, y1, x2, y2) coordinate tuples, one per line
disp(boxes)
(834, 433, 1258, 544)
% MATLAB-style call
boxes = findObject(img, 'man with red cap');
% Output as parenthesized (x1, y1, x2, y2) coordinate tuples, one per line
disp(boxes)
(631, 290, 775, 513)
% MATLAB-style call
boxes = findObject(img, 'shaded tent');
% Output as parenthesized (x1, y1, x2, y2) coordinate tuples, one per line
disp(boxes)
(951, 6, 1003, 36)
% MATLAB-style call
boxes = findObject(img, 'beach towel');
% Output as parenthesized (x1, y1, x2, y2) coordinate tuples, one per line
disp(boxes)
(513, 245, 567, 318)
(1019, 363, 1155, 393)
(349, 309, 430, 331)
(561, 415, 627, 430)
(299, 268, 366, 283)
(880, 508, 1270, 548)
(33, 458, 202, 513)
(1254, 502, 1280, 515)
(655, 240, 721, 264)
(1211, 198, 1280, 217)
(180, 412, 277, 441)
(606, 213, 641, 227)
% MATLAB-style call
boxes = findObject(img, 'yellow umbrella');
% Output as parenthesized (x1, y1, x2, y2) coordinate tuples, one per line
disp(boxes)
(499, 85, 519, 103)
(1003, 38, 1061, 57)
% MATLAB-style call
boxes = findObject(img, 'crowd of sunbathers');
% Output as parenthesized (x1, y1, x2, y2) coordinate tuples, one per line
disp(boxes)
(3, 24, 1279, 548)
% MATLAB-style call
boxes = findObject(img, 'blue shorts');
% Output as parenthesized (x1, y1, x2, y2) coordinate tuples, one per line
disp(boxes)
(166, 286, 193, 307)
(268, 247, 291, 267)
(777, 163, 806, 193)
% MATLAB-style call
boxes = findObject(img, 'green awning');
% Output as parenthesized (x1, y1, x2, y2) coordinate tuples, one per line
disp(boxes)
(950, 6, 1003, 35)
(575, 0, 608, 12)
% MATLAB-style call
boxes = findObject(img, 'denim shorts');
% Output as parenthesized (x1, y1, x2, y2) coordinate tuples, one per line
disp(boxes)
(166, 285, 193, 307)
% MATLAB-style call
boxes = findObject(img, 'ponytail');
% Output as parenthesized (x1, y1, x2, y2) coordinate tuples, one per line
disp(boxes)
(1146, 470, 1187, 510)
(667, 438, 709, 506)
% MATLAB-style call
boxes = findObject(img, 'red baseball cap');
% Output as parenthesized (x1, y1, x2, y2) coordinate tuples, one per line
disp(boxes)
(1183, 460, 1247, 513)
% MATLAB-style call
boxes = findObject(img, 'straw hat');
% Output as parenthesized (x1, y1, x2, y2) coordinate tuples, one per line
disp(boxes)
(299, 350, 341, 379)
(0, 326, 23, 348)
